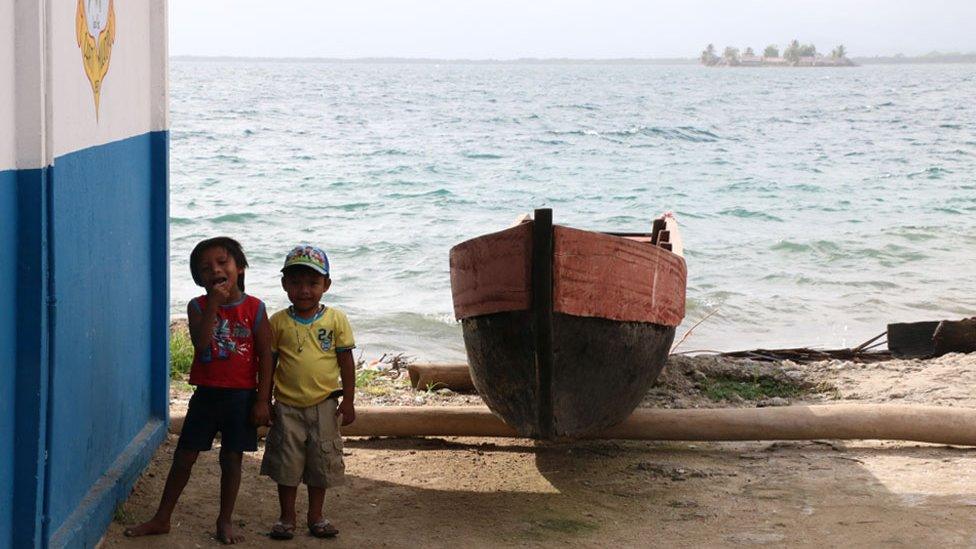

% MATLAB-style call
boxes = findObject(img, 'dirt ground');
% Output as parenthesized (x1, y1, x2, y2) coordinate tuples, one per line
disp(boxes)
(103, 353, 976, 548)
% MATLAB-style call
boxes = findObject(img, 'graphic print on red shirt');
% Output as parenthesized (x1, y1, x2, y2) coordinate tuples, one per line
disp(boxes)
(187, 294, 265, 389)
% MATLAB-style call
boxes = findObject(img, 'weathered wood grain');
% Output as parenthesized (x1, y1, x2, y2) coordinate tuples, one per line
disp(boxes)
(449, 222, 532, 319)
(552, 226, 686, 326)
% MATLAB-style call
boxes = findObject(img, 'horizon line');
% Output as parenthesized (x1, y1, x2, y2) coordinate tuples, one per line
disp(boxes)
(170, 52, 976, 64)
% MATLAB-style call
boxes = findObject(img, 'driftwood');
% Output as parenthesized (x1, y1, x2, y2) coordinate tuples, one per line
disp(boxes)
(718, 347, 892, 364)
(933, 318, 976, 355)
(407, 363, 476, 392)
(888, 318, 976, 358)
(887, 321, 941, 358)
(168, 404, 976, 445)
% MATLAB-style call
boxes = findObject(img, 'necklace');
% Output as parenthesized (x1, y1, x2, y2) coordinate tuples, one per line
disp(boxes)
(294, 324, 307, 353)
(291, 305, 323, 353)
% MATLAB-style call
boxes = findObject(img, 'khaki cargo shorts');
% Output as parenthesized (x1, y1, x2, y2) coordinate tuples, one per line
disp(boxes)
(260, 397, 345, 488)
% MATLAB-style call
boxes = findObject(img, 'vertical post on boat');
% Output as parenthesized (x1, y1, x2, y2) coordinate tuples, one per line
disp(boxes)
(532, 208, 555, 439)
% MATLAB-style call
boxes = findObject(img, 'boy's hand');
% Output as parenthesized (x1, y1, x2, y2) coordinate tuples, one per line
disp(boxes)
(251, 400, 271, 427)
(337, 398, 356, 426)
(207, 280, 232, 306)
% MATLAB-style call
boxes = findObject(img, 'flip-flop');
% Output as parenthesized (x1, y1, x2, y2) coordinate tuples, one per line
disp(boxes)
(309, 519, 339, 538)
(269, 521, 296, 541)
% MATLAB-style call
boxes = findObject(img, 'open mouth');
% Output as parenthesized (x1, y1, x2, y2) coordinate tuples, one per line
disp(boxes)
(211, 276, 228, 287)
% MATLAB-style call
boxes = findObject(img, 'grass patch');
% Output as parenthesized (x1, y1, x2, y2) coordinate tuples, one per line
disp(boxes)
(356, 368, 382, 388)
(520, 516, 598, 541)
(170, 326, 194, 381)
(703, 375, 802, 401)
(360, 384, 392, 397)
(537, 518, 596, 534)
(113, 502, 132, 524)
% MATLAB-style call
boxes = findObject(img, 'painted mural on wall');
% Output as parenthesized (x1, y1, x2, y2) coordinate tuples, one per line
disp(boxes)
(76, 0, 116, 118)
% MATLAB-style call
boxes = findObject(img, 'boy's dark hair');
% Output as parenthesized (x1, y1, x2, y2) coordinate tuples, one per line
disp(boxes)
(282, 264, 330, 281)
(190, 237, 249, 291)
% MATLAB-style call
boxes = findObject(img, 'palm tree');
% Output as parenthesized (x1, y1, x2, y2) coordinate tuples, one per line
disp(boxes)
(744, 47, 755, 57)
(763, 45, 779, 58)
(700, 43, 718, 66)
(723, 46, 740, 65)
(784, 39, 801, 63)
(832, 44, 847, 59)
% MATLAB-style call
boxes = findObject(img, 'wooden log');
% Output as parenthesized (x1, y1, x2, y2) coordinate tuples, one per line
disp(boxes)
(407, 363, 476, 392)
(341, 406, 518, 437)
(887, 321, 940, 358)
(933, 318, 976, 356)
(169, 405, 976, 446)
(888, 318, 976, 358)
(338, 405, 976, 445)
(596, 404, 976, 445)
(167, 414, 271, 438)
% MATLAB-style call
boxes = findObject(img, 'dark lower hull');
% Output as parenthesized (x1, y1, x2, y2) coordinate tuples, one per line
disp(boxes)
(462, 311, 675, 438)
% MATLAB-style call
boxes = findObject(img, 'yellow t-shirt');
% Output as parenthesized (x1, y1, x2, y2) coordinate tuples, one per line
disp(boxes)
(269, 306, 356, 408)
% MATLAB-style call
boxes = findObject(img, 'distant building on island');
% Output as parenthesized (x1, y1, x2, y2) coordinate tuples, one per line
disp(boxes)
(701, 41, 855, 67)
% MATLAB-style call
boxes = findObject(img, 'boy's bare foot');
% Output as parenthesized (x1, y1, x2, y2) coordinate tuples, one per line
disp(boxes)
(123, 517, 170, 537)
(216, 520, 244, 544)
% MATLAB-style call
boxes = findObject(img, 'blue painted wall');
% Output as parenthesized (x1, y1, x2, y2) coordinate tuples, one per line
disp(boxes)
(10, 167, 47, 549)
(1, 131, 168, 549)
(46, 132, 168, 547)
(0, 169, 16, 546)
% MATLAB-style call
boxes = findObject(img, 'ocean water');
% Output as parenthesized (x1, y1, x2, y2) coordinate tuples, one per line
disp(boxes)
(170, 61, 976, 361)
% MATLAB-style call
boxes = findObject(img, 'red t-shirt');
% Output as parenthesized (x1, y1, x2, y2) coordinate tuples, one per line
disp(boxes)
(187, 294, 265, 389)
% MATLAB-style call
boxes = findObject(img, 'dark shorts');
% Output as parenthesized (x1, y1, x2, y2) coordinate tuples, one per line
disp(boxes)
(177, 386, 258, 452)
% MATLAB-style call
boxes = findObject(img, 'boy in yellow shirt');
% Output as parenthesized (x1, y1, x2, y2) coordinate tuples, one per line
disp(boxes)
(261, 245, 356, 540)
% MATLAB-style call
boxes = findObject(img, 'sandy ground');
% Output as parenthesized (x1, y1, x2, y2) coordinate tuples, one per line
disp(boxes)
(103, 353, 976, 548)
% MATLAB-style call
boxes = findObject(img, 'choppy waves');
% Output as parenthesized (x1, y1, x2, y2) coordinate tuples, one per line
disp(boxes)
(169, 61, 976, 358)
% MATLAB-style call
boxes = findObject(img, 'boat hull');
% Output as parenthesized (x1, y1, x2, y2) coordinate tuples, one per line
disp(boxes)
(450, 210, 686, 439)
(462, 312, 675, 438)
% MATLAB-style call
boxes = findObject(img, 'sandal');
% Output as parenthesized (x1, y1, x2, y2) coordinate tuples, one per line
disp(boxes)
(309, 519, 339, 538)
(269, 521, 296, 541)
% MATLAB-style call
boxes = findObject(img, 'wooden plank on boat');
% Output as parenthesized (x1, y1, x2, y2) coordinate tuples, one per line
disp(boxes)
(552, 226, 686, 326)
(662, 214, 683, 256)
(650, 217, 666, 245)
(532, 208, 556, 440)
(449, 222, 532, 319)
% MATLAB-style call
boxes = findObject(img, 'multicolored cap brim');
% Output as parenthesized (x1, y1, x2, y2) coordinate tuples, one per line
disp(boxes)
(282, 245, 330, 276)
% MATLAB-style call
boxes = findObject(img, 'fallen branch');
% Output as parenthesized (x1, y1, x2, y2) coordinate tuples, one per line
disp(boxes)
(670, 308, 720, 354)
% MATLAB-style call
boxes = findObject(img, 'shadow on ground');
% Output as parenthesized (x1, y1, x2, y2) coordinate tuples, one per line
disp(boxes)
(104, 435, 976, 548)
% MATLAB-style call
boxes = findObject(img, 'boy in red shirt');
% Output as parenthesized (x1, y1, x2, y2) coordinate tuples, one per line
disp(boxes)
(126, 237, 273, 544)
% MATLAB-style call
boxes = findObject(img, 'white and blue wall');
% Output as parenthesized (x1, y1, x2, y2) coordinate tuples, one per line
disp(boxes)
(1, 1, 169, 547)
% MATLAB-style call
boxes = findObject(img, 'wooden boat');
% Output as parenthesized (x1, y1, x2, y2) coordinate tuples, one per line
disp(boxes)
(449, 209, 687, 439)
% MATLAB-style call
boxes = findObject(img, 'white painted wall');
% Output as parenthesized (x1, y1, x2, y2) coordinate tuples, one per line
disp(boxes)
(0, 0, 16, 171)
(51, 0, 166, 159)
(4, 1, 167, 169)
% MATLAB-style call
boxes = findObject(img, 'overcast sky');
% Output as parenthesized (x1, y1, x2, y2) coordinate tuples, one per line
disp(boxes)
(169, 0, 976, 59)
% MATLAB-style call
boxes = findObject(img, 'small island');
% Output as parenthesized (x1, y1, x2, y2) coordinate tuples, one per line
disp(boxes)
(701, 40, 855, 67)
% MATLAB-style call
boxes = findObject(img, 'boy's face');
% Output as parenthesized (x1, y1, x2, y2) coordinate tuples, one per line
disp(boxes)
(282, 267, 330, 313)
(196, 246, 242, 295)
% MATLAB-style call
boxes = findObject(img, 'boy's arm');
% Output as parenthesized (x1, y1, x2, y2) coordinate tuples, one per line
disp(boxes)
(187, 299, 218, 353)
(336, 350, 356, 426)
(251, 308, 273, 426)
